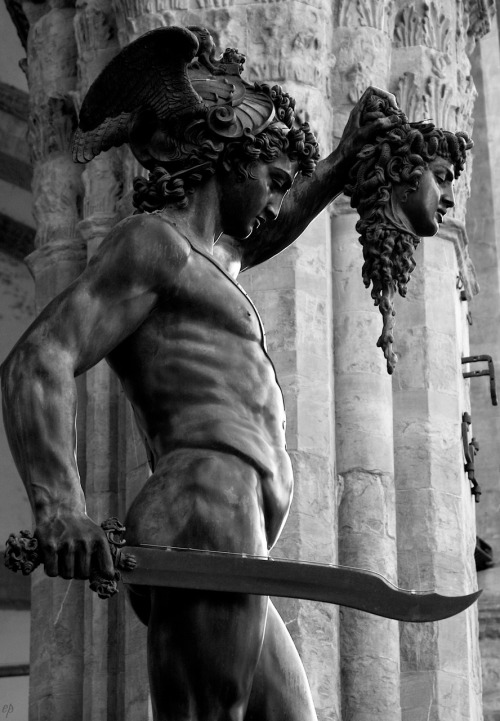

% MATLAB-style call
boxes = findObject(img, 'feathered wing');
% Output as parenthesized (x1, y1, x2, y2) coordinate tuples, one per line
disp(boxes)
(72, 26, 204, 163)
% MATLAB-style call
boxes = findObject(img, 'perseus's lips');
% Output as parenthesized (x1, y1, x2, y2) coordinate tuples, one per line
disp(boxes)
(436, 210, 446, 223)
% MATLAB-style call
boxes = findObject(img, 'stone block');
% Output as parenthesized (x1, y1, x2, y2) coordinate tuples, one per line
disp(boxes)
(28, 8, 78, 103)
(396, 490, 465, 555)
(335, 374, 394, 473)
(296, 601, 339, 721)
(331, 26, 392, 139)
(393, 394, 462, 495)
(422, 236, 457, 276)
(241, 249, 297, 293)
(294, 386, 334, 454)
(280, 450, 336, 564)
(422, 272, 457, 338)
(400, 669, 473, 721)
(251, 287, 297, 352)
(295, 288, 331, 351)
(340, 644, 400, 718)
(397, 328, 459, 394)
(334, 309, 390, 376)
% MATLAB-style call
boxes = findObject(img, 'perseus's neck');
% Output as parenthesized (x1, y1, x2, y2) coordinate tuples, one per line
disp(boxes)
(213, 235, 243, 279)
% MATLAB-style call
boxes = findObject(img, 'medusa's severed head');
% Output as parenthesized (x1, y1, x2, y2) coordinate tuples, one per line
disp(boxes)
(344, 102, 472, 374)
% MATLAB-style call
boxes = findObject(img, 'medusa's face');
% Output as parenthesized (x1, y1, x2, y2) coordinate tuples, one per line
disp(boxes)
(394, 156, 455, 237)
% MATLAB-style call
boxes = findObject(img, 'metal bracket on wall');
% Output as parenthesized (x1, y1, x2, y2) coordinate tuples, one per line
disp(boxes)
(462, 355, 498, 406)
(475, 536, 494, 571)
(461, 412, 481, 502)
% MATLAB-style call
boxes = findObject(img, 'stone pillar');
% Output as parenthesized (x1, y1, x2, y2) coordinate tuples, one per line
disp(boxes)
(22, 3, 87, 719)
(390, 2, 487, 719)
(244, 214, 339, 721)
(466, 12, 500, 720)
(74, 3, 150, 720)
(330, 3, 401, 721)
(237, 9, 339, 718)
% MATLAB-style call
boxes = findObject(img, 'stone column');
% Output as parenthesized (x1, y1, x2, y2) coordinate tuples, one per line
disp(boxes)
(330, 3, 401, 721)
(390, 2, 487, 719)
(466, 11, 500, 720)
(22, 3, 87, 719)
(74, 3, 151, 720)
(235, 10, 340, 719)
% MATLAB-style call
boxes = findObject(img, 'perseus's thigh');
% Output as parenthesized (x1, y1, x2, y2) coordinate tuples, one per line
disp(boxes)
(125, 448, 269, 555)
(124, 449, 269, 628)
(246, 601, 318, 721)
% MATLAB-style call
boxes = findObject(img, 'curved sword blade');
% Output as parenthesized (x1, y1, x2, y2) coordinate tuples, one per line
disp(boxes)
(119, 546, 481, 623)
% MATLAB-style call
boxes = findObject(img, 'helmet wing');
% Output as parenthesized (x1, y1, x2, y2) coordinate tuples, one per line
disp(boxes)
(73, 26, 204, 163)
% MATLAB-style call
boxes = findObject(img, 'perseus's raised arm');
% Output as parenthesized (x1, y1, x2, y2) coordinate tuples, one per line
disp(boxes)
(239, 87, 401, 271)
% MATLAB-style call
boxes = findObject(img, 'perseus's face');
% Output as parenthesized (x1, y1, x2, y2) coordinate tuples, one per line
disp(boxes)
(218, 152, 297, 241)
(393, 156, 456, 237)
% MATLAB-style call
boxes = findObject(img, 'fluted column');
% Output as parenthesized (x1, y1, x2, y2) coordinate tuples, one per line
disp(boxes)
(22, 2, 86, 719)
(330, 2, 401, 721)
(234, 11, 340, 718)
(390, 2, 486, 719)
(463, 10, 500, 721)
(73, 3, 151, 720)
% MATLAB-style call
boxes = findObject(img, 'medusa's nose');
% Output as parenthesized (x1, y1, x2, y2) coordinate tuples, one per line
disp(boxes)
(441, 181, 455, 209)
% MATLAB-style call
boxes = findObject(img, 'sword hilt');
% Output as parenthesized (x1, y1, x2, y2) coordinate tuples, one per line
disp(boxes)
(4, 517, 136, 600)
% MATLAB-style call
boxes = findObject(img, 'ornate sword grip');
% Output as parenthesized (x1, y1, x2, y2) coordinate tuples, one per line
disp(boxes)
(90, 517, 137, 599)
(4, 529, 40, 575)
(3, 517, 136, 600)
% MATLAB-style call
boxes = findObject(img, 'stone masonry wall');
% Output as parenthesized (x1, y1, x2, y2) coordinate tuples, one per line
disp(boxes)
(467, 10, 500, 721)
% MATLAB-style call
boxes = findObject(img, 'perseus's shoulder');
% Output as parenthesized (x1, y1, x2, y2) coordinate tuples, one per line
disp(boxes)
(87, 213, 192, 289)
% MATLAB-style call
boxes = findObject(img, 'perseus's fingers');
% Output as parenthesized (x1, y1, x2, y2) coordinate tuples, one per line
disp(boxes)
(74, 541, 92, 579)
(58, 543, 75, 579)
(93, 538, 116, 580)
(363, 110, 386, 121)
(373, 115, 404, 129)
(357, 115, 403, 143)
(362, 85, 399, 110)
(41, 541, 59, 577)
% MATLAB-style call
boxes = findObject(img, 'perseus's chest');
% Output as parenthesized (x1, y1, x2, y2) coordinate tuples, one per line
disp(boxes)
(169, 247, 267, 346)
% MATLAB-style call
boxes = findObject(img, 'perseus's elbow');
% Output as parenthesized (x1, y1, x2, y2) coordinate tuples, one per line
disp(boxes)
(1, 345, 31, 401)
(1, 340, 50, 399)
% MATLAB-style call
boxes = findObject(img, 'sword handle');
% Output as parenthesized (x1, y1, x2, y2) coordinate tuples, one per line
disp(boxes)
(4, 517, 136, 600)
(4, 529, 40, 575)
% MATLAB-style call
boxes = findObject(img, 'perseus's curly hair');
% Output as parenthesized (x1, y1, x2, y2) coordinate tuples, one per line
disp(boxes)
(132, 83, 319, 213)
(344, 98, 472, 374)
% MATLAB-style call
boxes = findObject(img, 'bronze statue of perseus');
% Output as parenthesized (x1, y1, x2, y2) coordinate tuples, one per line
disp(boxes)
(2, 26, 475, 721)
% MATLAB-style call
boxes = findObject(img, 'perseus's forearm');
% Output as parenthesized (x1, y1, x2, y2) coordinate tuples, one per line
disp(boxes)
(281, 149, 347, 236)
(243, 147, 347, 270)
(1, 346, 85, 521)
